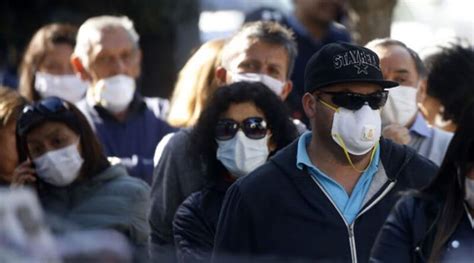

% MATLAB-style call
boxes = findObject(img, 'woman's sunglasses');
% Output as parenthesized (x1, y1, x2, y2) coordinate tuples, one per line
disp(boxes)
(215, 117, 268, 141)
(319, 90, 389, 110)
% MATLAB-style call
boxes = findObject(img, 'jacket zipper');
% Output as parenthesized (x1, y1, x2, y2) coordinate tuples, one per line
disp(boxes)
(309, 176, 357, 263)
(309, 177, 397, 263)
(356, 181, 396, 219)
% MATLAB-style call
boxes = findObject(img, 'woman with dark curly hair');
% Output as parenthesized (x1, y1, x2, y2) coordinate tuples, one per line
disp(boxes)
(172, 81, 298, 262)
(370, 102, 474, 263)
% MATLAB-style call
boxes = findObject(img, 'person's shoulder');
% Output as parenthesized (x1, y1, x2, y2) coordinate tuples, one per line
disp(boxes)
(98, 165, 151, 198)
(392, 191, 439, 222)
(162, 128, 192, 152)
(328, 22, 351, 41)
(380, 138, 438, 183)
(175, 190, 205, 219)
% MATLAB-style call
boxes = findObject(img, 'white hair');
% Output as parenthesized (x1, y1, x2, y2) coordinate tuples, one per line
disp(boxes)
(74, 15, 139, 69)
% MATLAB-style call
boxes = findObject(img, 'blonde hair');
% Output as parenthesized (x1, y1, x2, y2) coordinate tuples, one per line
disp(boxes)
(0, 86, 28, 127)
(167, 38, 227, 128)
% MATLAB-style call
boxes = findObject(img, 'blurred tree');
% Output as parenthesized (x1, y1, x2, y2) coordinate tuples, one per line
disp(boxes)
(347, 0, 398, 45)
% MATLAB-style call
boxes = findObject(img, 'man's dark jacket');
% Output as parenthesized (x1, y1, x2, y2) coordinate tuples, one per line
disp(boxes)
(213, 138, 438, 263)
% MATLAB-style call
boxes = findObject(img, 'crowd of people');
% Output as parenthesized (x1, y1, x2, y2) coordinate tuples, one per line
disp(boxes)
(1, 1, 474, 262)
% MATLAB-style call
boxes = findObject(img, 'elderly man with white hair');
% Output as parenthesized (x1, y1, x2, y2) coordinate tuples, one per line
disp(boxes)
(72, 15, 176, 184)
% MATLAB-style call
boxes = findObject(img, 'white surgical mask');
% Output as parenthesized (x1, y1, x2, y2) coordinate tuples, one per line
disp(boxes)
(216, 130, 270, 178)
(465, 177, 474, 208)
(230, 72, 285, 96)
(34, 72, 88, 103)
(320, 99, 381, 156)
(381, 85, 418, 127)
(33, 142, 84, 187)
(93, 74, 136, 113)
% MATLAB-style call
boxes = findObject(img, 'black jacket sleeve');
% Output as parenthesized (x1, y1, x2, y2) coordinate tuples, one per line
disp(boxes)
(370, 195, 417, 263)
(173, 192, 214, 263)
(212, 183, 256, 262)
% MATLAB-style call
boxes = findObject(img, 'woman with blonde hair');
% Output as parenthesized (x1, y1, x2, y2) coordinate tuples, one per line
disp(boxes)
(167, 38, 226, 128)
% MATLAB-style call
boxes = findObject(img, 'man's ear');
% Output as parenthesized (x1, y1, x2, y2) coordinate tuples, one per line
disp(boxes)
(280, 80, 293, 100)
(302, 92, 317, 119)
(417, 78, 427, 104)
(215, 66, 228, 86)
(71, 56, 92, 81)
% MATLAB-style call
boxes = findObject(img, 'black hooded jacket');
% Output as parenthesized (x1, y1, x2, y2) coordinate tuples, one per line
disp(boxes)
(212, 138, 438, 263)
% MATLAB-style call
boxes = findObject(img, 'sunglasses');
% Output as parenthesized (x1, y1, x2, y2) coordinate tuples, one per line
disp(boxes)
(215, 117, 268, 141)
(319, 90, 388, 110)
(18, 97, 70, 136)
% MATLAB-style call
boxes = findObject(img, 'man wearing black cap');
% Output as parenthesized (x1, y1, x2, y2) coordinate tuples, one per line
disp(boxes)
(212, 42, 438, 262)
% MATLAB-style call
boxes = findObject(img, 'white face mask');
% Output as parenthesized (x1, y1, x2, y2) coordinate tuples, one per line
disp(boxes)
(34, 72, 88, 103)
(33, 142, 84, 187)
(320, 99, 381, 156)
(230, 72, 285, 96)
(93, 74, 136, 113)
(465, 177, 474, 208)
(381, 85, 418, 127)
(216, 130, 270, 178)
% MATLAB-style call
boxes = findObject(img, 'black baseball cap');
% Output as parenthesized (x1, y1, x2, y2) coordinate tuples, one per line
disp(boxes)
(304, 42, 399, 93)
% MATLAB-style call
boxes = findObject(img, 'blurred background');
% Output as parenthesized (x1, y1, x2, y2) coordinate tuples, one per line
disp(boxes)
(1, 0, 473, 98)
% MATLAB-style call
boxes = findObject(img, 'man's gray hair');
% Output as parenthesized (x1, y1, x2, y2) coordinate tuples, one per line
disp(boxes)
(74, 15, 139, 69)
(221, 21, 297, 78)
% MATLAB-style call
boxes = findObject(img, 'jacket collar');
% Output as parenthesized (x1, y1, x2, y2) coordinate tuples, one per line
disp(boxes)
(85, 91, 147, 123)
(269, 137, 417, 215)
(270, 137, 415, 181)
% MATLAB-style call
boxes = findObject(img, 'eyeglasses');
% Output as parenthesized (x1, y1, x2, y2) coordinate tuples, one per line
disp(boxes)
(18, 97, 70, 136)
(215, 117, 268, 141)
(319, 90, 388, 110)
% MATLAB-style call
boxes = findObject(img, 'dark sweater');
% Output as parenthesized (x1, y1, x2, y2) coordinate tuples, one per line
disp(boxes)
(76, 95, 176, 184)
(212, 138, 438, 262)
(173, 179, 232, 263)
(370, 194, 474, 263)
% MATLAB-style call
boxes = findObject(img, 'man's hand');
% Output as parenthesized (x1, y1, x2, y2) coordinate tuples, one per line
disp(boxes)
(382, 124, 411, 145)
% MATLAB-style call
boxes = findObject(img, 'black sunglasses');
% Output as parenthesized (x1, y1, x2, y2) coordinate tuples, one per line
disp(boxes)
(215, 117, 268, 141)
(319, 90, 388, 110)
(18, 97, 70, 136)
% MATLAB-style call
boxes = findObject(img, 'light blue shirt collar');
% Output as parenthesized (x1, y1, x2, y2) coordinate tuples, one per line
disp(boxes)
(409, 112, 433, 138)
(295, 131, 380, 224)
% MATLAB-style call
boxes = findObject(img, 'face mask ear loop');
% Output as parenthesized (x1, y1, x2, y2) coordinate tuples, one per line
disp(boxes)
(333, 133, 378, 173)
(318, 97, 339, 112)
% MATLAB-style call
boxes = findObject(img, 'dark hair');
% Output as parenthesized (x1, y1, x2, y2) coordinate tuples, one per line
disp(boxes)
(365, 38, 427, 78)
(424, 43, 474, 125)
(220, 21, 297, 78)
(190, 81, 298, 180)
(19, 23, 77, 101)
(17, 99, 109, 181)
(421, 102, 474, 262)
